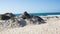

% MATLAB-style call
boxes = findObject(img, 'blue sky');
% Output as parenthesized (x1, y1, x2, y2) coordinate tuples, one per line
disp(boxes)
(0, 0, 60, 14)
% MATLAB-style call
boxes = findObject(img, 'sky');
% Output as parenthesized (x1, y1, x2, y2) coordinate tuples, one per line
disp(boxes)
(0, 0, 60, 14)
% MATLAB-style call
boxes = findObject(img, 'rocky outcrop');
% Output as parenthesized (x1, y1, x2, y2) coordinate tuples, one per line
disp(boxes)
(0, 15, 10, 20)
(32, 16, 46, 24)
(21, 11, 32, 19)
(21, 12, 46, 24)
(0, 13, 15, 20)
(4, 13, 15, 17)
(0, 12, 46, 31)
(32, 16, 44, 21)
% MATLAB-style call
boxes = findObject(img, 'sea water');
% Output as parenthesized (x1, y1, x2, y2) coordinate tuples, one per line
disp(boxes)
(15, 13, 60, 16)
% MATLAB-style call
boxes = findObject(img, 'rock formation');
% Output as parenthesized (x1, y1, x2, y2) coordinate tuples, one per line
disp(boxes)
(0, 15, 10, 20)
(21, 11, 31, 19)
(0, 13, 15, 20)
(32, 16, 46, 24)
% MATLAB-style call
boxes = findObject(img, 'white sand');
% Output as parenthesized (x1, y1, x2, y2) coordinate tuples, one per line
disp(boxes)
(0, 16, 60, 34)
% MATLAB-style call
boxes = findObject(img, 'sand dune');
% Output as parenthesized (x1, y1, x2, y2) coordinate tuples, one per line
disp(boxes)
(0, 16, 60, 34)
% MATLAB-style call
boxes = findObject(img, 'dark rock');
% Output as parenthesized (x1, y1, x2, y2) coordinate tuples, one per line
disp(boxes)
(21, 11, 31, 19)
(55, 16, 59, 18)
(18, 19, 26, 27)
(0, 15, 10, 20)
(32, 16, 46, 24)
(0, 13, 15, 20)
(4, 13, 15, 18)
(33, 16, 44, 21)
(4, 13, 15, 20)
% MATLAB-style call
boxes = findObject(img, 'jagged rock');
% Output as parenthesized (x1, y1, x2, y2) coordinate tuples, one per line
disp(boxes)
(4, 13, 15, 18)
(33, 16, 44, 21)
(0, 15, 10, 20)
(0, 13, 15, 20)
(32, 16, 46, 24)
(21, 11, 31, 19)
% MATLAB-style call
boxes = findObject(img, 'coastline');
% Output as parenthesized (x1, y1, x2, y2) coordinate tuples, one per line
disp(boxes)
(0, 15, 60, 34)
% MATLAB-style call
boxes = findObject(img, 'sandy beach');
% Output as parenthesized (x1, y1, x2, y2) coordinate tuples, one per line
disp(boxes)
(0, 16, 60, 34)
(0, 0, 60, 34)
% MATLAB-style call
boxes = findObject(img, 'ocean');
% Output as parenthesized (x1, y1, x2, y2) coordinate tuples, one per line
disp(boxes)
(15, 13, 60, 16)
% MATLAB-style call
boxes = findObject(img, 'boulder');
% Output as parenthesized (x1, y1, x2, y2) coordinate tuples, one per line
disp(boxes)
(0, 15, 10, 20)
(4, 13, 15, 20)
(21, 11, 31, 19)
(0, 13, 15, 20)
(4, 13, 15, 18)
(32, 16, 46, 24)
(33, 16, 44, 21)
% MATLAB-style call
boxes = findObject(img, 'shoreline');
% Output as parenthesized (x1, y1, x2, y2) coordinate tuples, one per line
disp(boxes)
(0, 14, 60, 34)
